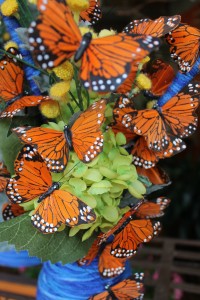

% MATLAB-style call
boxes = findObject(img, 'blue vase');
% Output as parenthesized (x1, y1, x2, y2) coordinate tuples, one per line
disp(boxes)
(37, 258, 132, 300)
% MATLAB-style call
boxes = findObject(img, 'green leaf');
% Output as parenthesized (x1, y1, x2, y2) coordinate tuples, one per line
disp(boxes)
(84, 169, 103, 182)
(88, 180, 112, 195)
(0, 120, 21, 174)
(0, 213, 96, 264)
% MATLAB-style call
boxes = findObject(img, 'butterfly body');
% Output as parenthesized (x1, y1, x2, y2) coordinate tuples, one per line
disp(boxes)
(63, 125, 73, 150)
(38, 181, 60, 203)
(74, 32, 92, 62)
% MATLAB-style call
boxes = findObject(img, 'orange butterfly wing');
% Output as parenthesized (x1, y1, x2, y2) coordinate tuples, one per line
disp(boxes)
(111, 219, 161, 258)
(0, 95, 50, 118)
(71, 99, 106, 162)
(124, 108, 169, 151)
(0, 48, 23, 102)
(123, 15, 181, 37)
(2, 203, 25, 221)
(137, 165, 170, 185)
(29, 0, 82, 68)
(78, 237, 100, 266)
(80, 34, 160, 92)
(99, 244, 126, 278)
(166, 23, 200, 72)
(31, 189, 96, 233)
(80, 0, 102, 25)
(0, 163, 10, 192)
(144, 59, 175, 97)
(111, 96, 137, 143)
(6, 146, 52, 204)
(13, 126, 68, 172)
(162, 83, 200, 138)
(136, 198, 171, 219)
(132, 135, 186, 168)
(89, 275, 144, 300)
(116, 63, 138, 94)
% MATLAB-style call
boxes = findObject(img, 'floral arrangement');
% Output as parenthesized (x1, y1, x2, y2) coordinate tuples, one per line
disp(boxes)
(0, 0, 200, 299)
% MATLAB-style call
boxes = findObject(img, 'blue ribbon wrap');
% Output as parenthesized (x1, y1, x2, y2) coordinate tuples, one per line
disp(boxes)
(157, 58, 200, 107)
(37, 258, 132, 300)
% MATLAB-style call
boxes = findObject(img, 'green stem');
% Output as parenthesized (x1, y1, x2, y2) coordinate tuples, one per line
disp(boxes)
(0, 49, 48, 76)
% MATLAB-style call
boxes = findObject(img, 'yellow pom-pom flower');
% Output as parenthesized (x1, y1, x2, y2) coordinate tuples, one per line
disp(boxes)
(3, 32, 10, 42)
(98, 29, 116, 38)
(141, 56, 150, 65)
(1, 0, 18, 16)
(135, 73, 152, 91)
(53, 61, 74, 81)
(39, 100, 60, 119)
(67, 0, 89, 12)
(4, 41, 18, 51)
(79, 27, 97, 38)
(50, 81, 71, 102)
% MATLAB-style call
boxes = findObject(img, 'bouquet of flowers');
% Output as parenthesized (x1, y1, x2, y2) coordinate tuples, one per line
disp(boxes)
(0, 0, 200, 298)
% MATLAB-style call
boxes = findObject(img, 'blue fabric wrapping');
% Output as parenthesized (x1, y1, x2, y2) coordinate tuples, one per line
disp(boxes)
(0, 11, 41, 95)
(37, 258, 132, 300)
(0, 249, 41, 267)
(0, 199, 41, 268)
(157, 58, 200, 107)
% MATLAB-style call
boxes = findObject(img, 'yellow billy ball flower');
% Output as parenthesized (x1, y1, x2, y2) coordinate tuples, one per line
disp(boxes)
(67, 0, 89, 12)
(1, 0, 18, 16)
(39, 100, 60, 119)
(79, 26, 97, 38)
(135, 74, 152, 91)
(3, 32, 10, 42)
(49, 81, 71, 102)
(4, 41, 18, 51)
(141, 56, 150, 65)
(98, 29, 116, 38)
(53, 61, 74, 81)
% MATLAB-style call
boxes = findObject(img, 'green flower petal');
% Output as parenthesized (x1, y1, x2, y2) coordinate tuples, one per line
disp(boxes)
(88, 180, 112, 195)
(116, 132, 126, 146)
(101, 206, 119, 222)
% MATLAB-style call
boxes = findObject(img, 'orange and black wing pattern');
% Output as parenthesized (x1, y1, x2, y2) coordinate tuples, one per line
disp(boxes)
(0, 162, 10, 192)
(166, 23, 200, 72)
(89, 273, 144, 300)
(6, 145, 96, 233)
(123, 16, 181, 37)
(135, 197, 171, 219)
(98, 243, 127, 278)
(2, 203, 25, 221)
(71, 99, 106, 162)
(80, 0, 102, 25)
(144, 59, 175, 97)
(13, 126, 68, 173)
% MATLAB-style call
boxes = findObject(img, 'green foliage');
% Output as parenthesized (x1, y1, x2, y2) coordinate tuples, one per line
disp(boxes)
(0, 213, 96, 264)
(0, 119, 21, 174)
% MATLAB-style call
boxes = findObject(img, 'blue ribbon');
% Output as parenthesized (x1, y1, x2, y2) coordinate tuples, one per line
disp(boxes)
(0, 10, 41, 95)
(0, 248, 41, 267)
(37, 258, 132, 300)
(157, 57, 200, 107)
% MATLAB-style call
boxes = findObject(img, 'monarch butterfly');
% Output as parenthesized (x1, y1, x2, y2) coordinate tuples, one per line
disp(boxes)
(78, 241, 127, 278)
(80, 0, 102, 25)
(100, 203, 161, 258)
(28, 0, 160, 92)
(137, 165, 170, 186)
(0, 47, 50, 118)
(6, 145, 96, 233)
(132, 135, 186, 169)
(166, 23, 200, 72)
(2, 203, 25, 221)
(143, 59, 175, 98)
(0, 162, 10, 192)
(122, 83, 200, 152)
(123, 15, 181, 37)
(89, 273, 144, 300)
(13, 99, 106, 173)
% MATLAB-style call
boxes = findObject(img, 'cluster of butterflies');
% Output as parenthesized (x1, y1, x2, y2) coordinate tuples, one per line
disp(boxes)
(0, 0, 200, 299)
